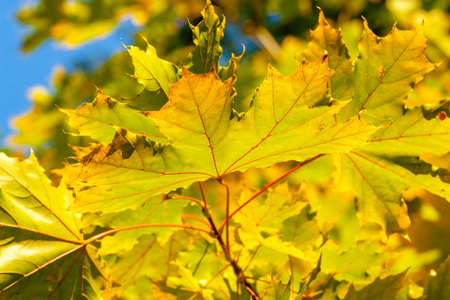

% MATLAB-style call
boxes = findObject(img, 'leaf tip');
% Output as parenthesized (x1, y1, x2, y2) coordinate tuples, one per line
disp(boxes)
(361, 16, 369, 28)
(317, 7, 327, 24)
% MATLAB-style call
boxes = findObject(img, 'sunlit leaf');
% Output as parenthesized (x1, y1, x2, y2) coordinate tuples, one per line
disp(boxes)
(0, 152, 106, 298)
(300, 8, 353, 100)
(127, 35, 180, 99)
(86, 197, 188, 254)
(321, 240, 389, 284)
(338, 19, 436, 125)
(344, 271, 406, 299)
(61, 90, 168, 144)
(186, 0, 225, 75)
(185, 0, 242, 82)
(235, 183, 307, 236)
(363, 104, 450, 157)
(68, 59, 375, 213)
(334, 105, 450, 233)
(261, 277, 291, 300)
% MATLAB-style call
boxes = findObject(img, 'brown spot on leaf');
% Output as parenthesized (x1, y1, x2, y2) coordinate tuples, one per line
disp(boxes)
(106, 128, 136, 159)
(81, 145, 102, 164)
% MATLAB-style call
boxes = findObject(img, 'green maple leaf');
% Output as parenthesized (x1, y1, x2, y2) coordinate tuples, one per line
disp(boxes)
(0, 152, 106, 299)
(337, 19, 436, 125)
(125, 1, 241, 113)
(185, 0, 242, 81)
(84, 196, 187, 254)
(321, 239, 390, 285)
(334, 105, 450, 233)
(61, 90, 168, 144)
(235, 183, 321, 265)
(63, 5, 377, 215)
(103, 232, 216, 299)
(185, 0, 224, 75)
(344, 271, 406, 300)
(234, 183, 307, 236)
(101, 234, 168, 298)
(67, 60, 375, 213)
(300, 8, 353, 100)
(261, 277, 291, 300)
(126, 34, 180, 100)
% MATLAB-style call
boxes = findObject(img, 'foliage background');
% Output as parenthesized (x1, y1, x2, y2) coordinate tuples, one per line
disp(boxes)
(1, 0, 450, 298)
(0, 0, 136, 145)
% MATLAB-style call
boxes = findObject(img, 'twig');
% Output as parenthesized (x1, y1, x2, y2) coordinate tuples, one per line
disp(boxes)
(200, 189, 260, 299)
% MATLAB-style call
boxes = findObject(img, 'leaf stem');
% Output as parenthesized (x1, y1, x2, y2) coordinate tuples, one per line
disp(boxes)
(218, 179, 231, 256)
(218, 154, 324, 231)
(169, 195, 204, 207)
(181, 214, 212, 228)
(84, 223, 211, 244)
(198, 182, 208, 207)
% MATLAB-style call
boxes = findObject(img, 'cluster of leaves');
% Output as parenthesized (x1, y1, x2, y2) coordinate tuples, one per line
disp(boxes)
(2, 1, 450, 299)
(12, 0, 450, 169)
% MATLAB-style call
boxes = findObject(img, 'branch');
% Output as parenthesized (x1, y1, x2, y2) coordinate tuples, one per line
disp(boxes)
(198, 183, 260, 299)
(218, 154, 324, 231)
(201, 200, 260, 299)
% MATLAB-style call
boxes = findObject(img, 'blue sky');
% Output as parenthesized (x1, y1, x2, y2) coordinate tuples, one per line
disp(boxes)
(0, 0, 137, 147)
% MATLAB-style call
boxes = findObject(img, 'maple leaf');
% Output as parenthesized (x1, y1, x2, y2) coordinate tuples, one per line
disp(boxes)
(234, 183, 306, 236)
(102, 231, 220, 299)
(321, 240, 390, 285)
(344, 271, 407, 300)
(300, 8, 353, 100)
(127, 35, 180, 100)
(185, 0, 224, 75)
(61, 89, 168, 144)
(185, 0, 242, 82)
(84, 196, 188, 254)
(0, 152, 106, 299)
(337, 19, 436, 125)
(334, 105, 450, 233)
(235, 183, 320, 264)
(125, 1, 241, 113)
(100, 234, 170, 298)
(66, 60, 376, 213)
(261, 277, 291, 300)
